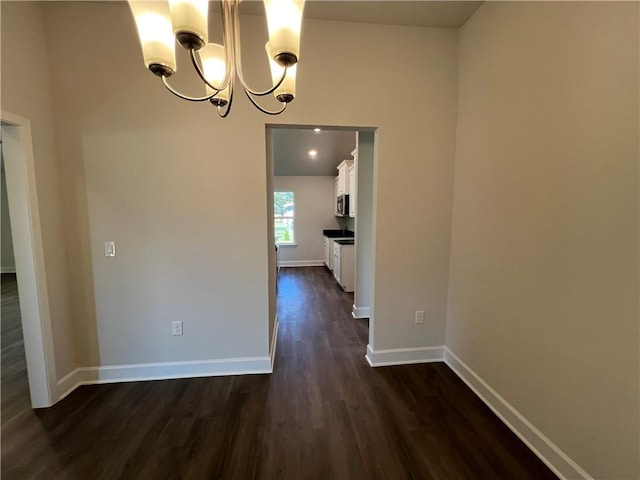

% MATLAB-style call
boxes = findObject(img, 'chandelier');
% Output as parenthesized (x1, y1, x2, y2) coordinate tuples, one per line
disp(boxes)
(128, 0, 305, 117)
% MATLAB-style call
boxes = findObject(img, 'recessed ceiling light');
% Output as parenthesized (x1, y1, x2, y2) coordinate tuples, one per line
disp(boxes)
(313, 128, 321, 133)
(308, 149, 318, 157)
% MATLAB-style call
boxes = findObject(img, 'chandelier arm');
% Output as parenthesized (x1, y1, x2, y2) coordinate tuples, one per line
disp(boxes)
(218, 0, 235, 91)
(230, 0, 288, 97)
(161, 75, 219, 102)
(243, 89, 287, 115)
(217, 80, 234, 118)
(189, 49, 229, 92)
(216, 22, 237, 120)
(246, 65, 288, 97)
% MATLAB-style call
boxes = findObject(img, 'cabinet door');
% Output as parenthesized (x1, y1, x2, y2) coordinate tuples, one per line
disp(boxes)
(337, 166, 346, 195)
(328, 239, 334, 271)
(333, 251, 341, 282)
(323, 239, 330, 267)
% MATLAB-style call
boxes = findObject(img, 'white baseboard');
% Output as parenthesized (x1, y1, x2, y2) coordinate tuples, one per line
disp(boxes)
(56, 355, 272, 402)
(365, 344, 444, 367)
(444, 348, 591, 480)
(270, 315, 279, 371)
(278, 260, 325, 267)
(352, 305, 371, 319)
(1, 266, 16, 273)
(57, 368, 84, 401)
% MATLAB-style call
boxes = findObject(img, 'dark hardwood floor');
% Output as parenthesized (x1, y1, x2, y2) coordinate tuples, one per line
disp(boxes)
(1, 274, 31, 426)
(1, 267, 557, 479)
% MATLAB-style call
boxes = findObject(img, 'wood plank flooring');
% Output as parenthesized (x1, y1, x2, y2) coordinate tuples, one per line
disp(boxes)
(1, 274, 31, 425)
(1, 267, 557, 479)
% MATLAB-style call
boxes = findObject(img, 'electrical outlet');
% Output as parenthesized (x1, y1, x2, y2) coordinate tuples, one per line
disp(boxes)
(172, 321, 183, 336)
(105, 241, 116, 257)
(415, 310, 425, 325)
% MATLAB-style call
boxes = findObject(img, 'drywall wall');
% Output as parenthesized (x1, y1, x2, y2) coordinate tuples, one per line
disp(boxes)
(1, 159, 16, 272)
(266, 129, 277, 355)
(0, 2, 76, 381)
(36, 1, 458, 370)
(274, 176, 337, 264)
(446, 2, 639, 478)
(354, 132, 375, 317)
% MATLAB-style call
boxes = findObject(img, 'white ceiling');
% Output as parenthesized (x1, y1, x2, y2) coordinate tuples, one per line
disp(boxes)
(272, 127, 357, 176)
(239, 1, 483, 28)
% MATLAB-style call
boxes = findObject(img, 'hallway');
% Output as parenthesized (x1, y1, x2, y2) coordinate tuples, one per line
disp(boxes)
(1, 267, 555, 479)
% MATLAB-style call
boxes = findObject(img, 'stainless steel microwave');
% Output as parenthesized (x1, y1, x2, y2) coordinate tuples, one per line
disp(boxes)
(336, 194, 349, 217)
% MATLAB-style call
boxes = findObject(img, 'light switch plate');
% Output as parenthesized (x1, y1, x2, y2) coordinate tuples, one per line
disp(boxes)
(105, 241, 116, 257)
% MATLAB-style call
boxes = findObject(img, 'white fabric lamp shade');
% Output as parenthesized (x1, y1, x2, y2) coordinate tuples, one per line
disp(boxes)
(200, 43, 230, 103)
(129, 1, 177, 75)
(264, 0, 305, 66)
(169, 0, 209, 48)
(267, 42, 296, 102)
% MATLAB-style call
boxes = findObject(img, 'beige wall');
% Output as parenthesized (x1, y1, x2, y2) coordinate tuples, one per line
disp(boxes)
(446, 2, 639, 478)
(354, 131, 375, 314)
(274, 175, 338, 263)
(33, 2, 458, 367)
(0, 1, 76, 380)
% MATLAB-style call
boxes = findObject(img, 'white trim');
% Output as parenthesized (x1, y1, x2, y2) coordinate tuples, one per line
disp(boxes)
(56, 368, 83, 401)
(352, 305, 370, 319)
(57, 355, 273, 401)
(1, 266, 17, 273)
(365, 344, 444, 367)
(269, 314, 279, 371)
(444, 348, 592, 480)
(279, 260, 324, 267)
(2, 112, 56, 408)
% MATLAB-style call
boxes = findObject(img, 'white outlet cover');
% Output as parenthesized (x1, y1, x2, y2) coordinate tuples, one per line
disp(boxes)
(105, 241, 116, 257)
(172, 321, 183, 336)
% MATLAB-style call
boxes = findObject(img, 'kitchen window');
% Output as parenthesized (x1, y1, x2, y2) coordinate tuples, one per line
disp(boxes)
(274, 190, 295, 245)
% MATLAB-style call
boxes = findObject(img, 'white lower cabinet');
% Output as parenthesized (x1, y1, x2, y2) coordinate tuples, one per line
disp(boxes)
(323, 237, 331, 269)
(333, 244, 341, 282)
(333, 242, 355, 292)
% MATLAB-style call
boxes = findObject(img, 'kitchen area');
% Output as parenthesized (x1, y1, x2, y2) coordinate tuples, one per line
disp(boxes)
(268, 125, 374, 321)
(323, 150, 357, 292)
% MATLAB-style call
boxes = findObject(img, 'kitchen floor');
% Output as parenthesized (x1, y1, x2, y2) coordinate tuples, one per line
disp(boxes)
(1, 267, 556, 479)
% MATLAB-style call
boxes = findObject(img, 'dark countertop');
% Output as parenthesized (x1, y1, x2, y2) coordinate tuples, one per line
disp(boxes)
(323, 229, 355, 238)
(335, 239, 355, 246)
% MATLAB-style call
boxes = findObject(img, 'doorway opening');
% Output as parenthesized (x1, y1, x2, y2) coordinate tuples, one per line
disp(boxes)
(1, 112, 56, 408)
(265, 124, 377, 364)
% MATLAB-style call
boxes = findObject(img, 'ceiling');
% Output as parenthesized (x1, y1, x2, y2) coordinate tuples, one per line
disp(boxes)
(238, 1, 483, 28)
(272, 128, 357, 176)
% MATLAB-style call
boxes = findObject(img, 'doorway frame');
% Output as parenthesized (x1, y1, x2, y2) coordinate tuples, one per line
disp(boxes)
(2, 110, 56, 408)
(265, 123, 378, 363)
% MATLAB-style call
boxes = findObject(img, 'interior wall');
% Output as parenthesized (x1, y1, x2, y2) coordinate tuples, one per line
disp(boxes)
(274, 176, 337, 264)
(1, 156, 16, 272)
(36, 2, 458, 369)
(446, 2, 639, 478)
(0, 1, 77, 381)
(266, 130, 277, 353)
(354, 131, 375, 315)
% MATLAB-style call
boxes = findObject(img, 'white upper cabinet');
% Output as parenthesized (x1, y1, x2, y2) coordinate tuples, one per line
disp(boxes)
(336, 159, 354, 196)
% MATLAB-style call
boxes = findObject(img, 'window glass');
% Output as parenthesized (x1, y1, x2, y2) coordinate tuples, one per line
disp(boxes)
(274, 191, 295, 244)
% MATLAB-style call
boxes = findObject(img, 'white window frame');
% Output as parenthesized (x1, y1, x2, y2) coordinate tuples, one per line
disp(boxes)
(274, 189, 296, 246)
